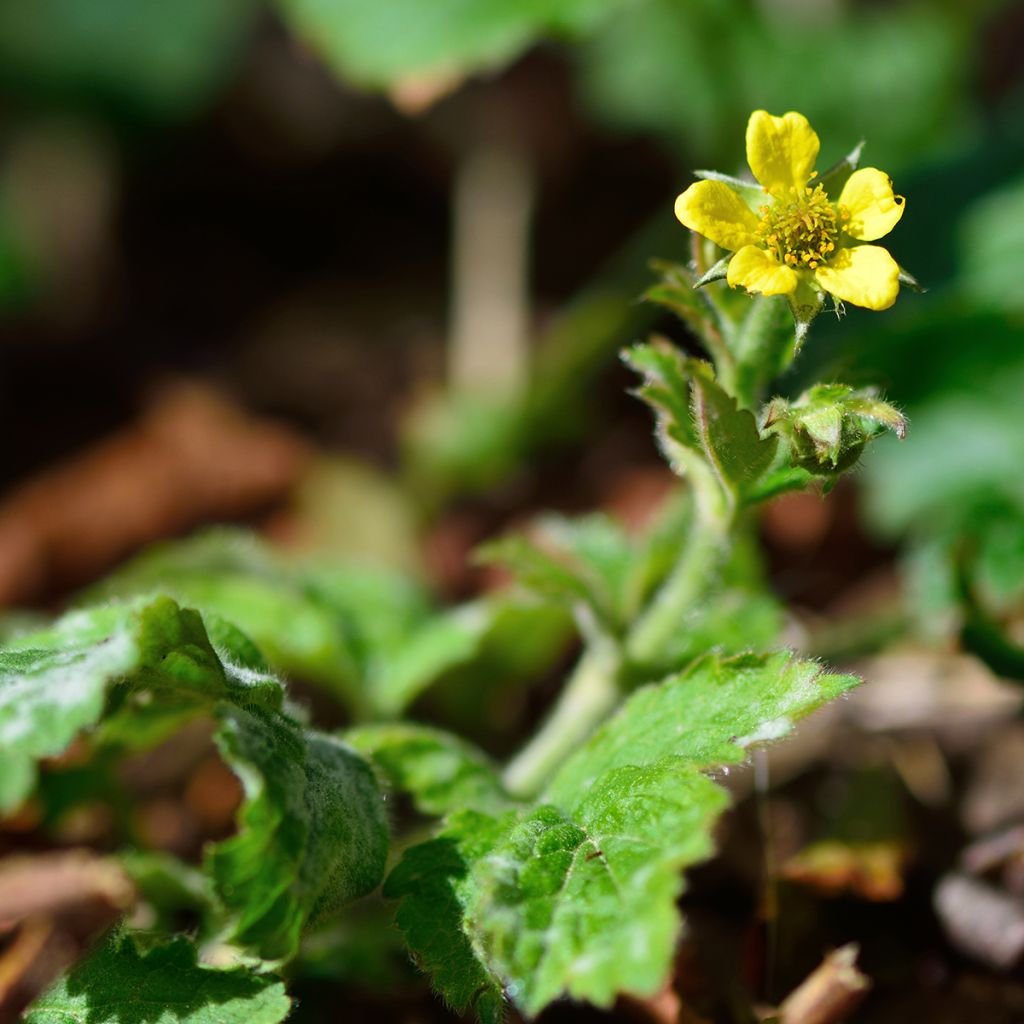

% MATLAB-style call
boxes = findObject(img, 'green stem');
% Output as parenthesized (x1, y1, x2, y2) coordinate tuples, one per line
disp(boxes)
(503, 506, 729, 800)
(502, 638, 621, 800)
(625, 512, 728, 668)
(727, 296, 794, 410)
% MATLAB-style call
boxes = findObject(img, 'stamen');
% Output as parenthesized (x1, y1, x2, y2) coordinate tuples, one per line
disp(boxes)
(756, 183, 840, 270)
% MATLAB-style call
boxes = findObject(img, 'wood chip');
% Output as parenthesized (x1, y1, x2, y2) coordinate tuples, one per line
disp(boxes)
(765, 944, 870, 1024)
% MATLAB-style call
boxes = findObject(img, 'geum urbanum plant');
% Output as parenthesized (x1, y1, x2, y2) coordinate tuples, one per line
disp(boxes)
(9, 110, 915, 1023)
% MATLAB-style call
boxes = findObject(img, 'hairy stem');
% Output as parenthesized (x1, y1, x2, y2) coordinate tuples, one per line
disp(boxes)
(502, 638, 621, 799)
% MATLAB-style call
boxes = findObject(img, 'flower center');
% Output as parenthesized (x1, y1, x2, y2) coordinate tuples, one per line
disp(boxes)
(757, 183, 842, 270)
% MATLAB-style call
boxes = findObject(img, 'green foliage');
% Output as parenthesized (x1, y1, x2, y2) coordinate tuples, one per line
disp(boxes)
(387, 652, 856, 1018)
(0, 596, 388, 962)
(25, 932, 291, 1024)
(210, 706, 387, 960)
(0, 597, 273, 813)
(88, 529, 568, 719)
(275, 0, 625, 90)
(765, 384, 906, 476)
(577, 0, 973, 172)
(478, 514, 641, 636)
(624, 341, 778, 513)
(547, 651, 856, 805)
(383, 813, 509, 1024)
(347, 722, 511, 818)
(0, 0, 255, 117)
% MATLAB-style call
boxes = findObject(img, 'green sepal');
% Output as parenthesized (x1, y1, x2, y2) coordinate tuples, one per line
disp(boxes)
(692, 253, 731, 289)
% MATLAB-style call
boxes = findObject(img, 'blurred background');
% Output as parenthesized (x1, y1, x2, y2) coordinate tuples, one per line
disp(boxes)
(2, 0, 1024, 1019)
(1, 0, 1021, 609)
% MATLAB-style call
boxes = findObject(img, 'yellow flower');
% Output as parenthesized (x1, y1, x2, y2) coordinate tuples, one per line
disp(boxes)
(675, 110, 905, 311)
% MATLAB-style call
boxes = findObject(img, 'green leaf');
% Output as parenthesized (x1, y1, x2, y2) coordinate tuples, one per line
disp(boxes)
(547, 651, 857, 807)
(209, 706, 388, 961)
(388, 651, 857, 1018)
(689, 364, 777, 499)
(383, 812, 509, 1024)
(642, 259, 719, 338)
(90, 529, 555, 718)
(477, 514, 635, 634)
(84, 530, 366, 710)
(623, 341, 777, 507)
(0, 597, 278, 813)
(0, 595, 388, 961)
(622, 340, 699, 454)
(466, 765, 728, 1014)
(369, 602, 498, 717)
(274, 0, 624, 90)
(347, 723, 511, 817)
(24, 932, 291, 1024)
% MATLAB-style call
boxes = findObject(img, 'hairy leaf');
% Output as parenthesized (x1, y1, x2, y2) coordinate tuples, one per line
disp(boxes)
(689, 368, 777, 499)
(383, 812, 509, 1024)
(468, 765, 728, 1013)
(547, 651, 857, 807)
(0, 596, 388, 962)
(209, 707, 388, 961)
(24, 932, 290, 1024)
(389, 651, 857, 1018)
(623, 342, 777, 506)
(91, 529, 565, 717)
(0, 597, 279, 813)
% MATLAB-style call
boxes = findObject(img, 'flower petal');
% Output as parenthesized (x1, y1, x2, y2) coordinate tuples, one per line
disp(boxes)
(745, 110, 820, 194)
(674, 180, 760, 251)
(727, 244, 798, 297)
(837, 168, 905, 241)
(815, 245, 900, 310)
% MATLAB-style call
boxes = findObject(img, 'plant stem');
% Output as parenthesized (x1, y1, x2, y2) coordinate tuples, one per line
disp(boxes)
(626, 512, 728, 668)
(503, 510, 729, 800)
(502, 638, 621, 799)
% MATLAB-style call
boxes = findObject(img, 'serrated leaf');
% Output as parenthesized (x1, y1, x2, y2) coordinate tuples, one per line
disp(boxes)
(0, 595, 388, 962)
(389, 651, 857, 1018)
(689, 366, 778, 500)
(24, 932, 291, 1024)
(622, 340, 699, 454)
(209, 706, 388, 961)
(623, 342, 777, 506)
(84, 530, 367, 710)
(642, 259, 718, 337)
(467, 764, 728, 1014)
(91, 529, 557, 718)
(383, 812, 509, 1024)
(547, 651, 858, 807)
(0, 597, 280, 813)
(347, 723, 511, 817)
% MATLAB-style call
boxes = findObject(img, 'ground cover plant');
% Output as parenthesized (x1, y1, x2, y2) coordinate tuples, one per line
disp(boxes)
(2, 2, 1024, 1022)
(2, 109, 922, 1022)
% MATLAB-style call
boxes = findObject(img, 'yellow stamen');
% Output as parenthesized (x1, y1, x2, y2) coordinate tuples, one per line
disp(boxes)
(757, 183, 841, 270)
